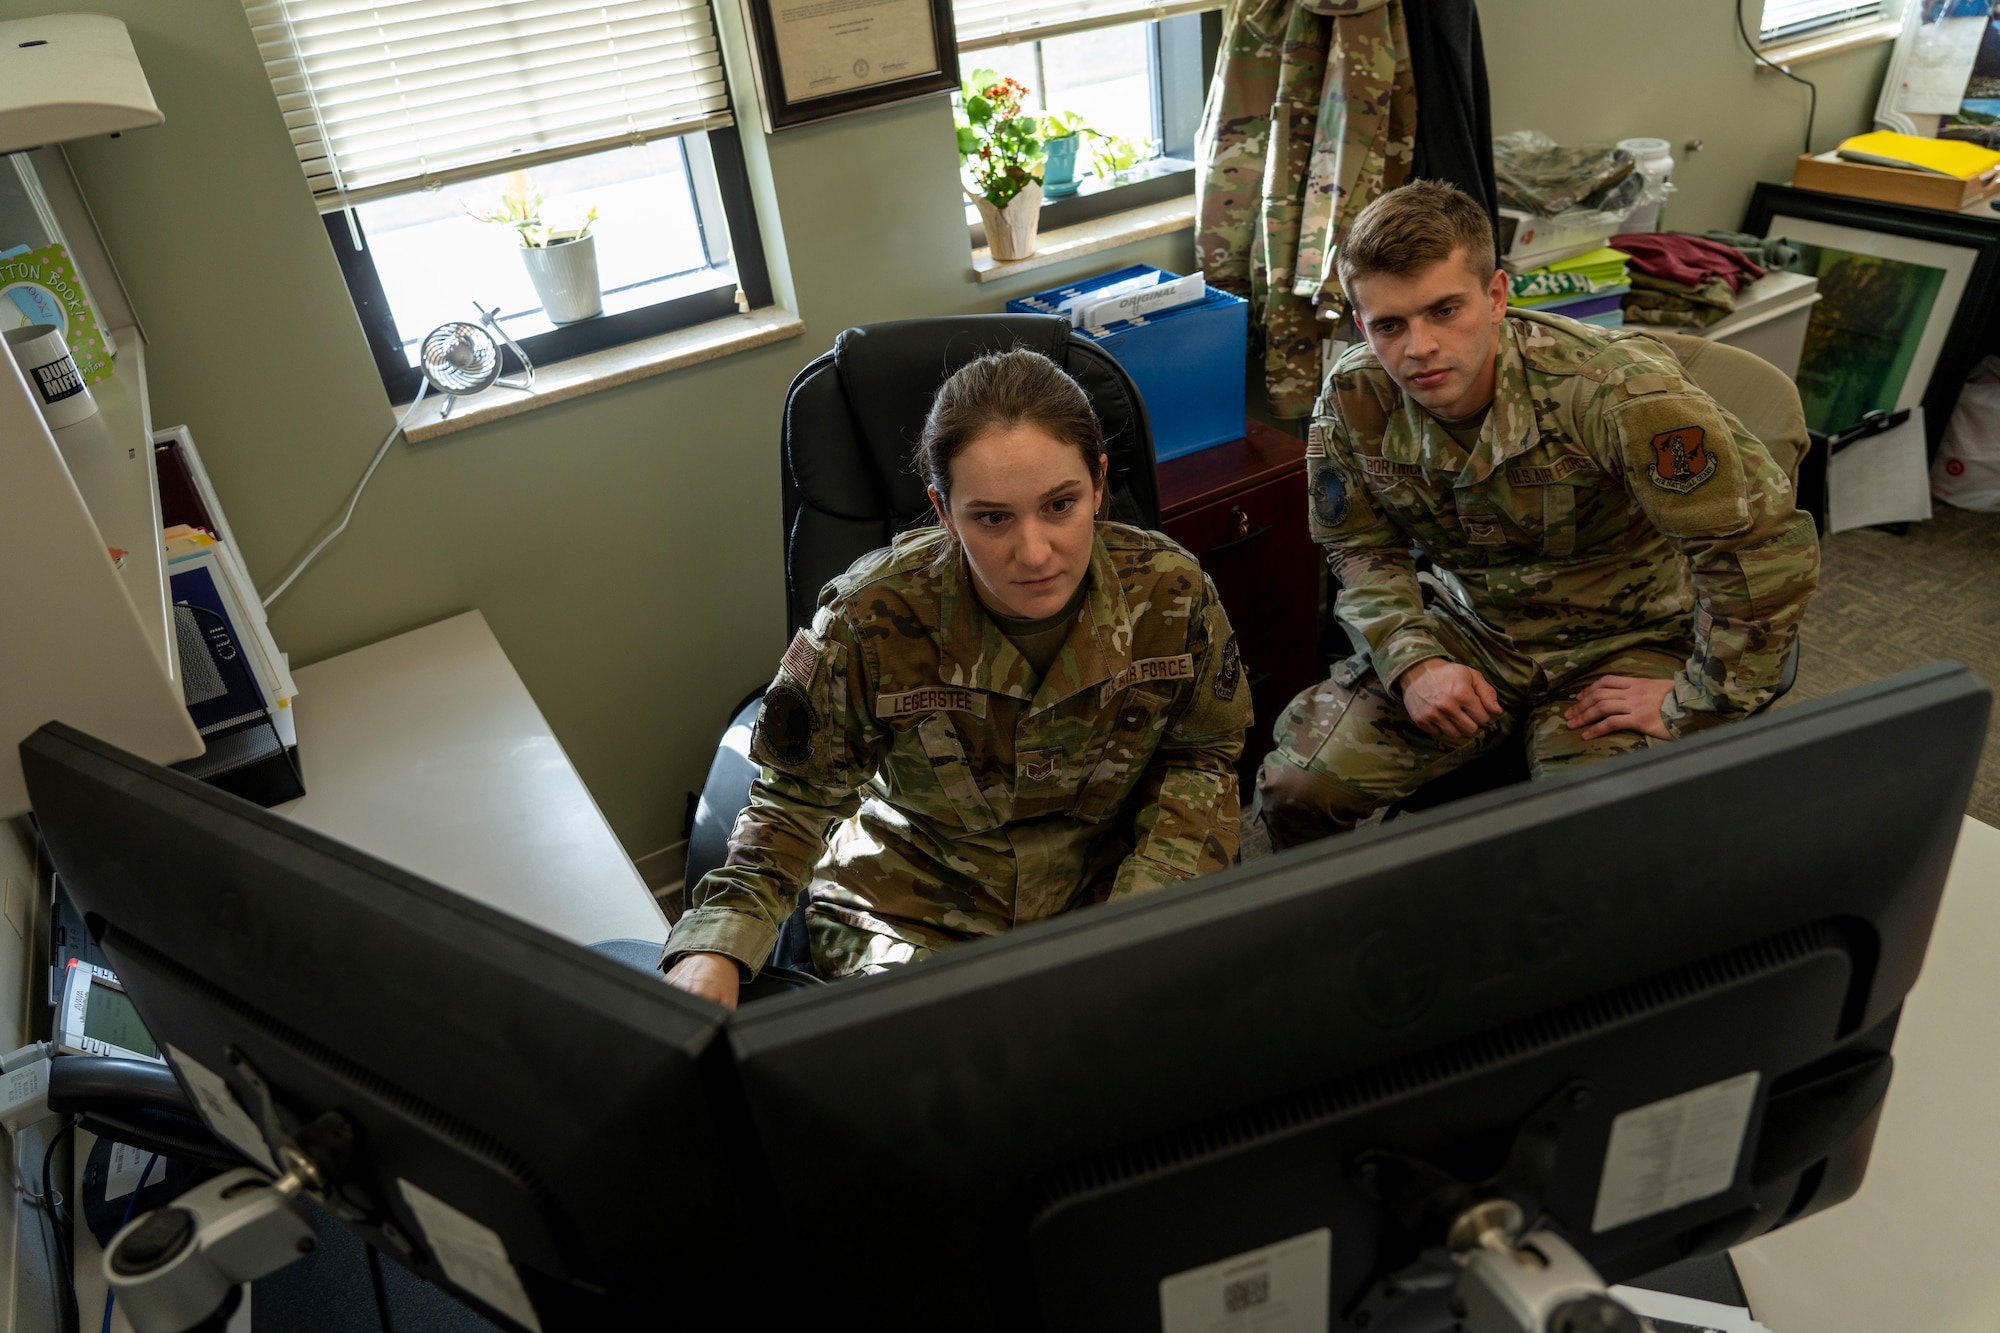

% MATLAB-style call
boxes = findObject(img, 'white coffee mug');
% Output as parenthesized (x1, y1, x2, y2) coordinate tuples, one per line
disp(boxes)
(5, 322, 98, 428)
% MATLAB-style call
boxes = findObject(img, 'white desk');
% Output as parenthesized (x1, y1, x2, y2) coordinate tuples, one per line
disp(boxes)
(1732, 815, 2000, 1330)
(275, 610, 666, 947)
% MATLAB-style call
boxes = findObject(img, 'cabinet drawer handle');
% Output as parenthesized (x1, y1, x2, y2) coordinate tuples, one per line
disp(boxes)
(1207, 508, 1273, 558)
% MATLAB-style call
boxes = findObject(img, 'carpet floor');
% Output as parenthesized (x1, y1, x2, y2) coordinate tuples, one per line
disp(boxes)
(1780, 501, 2000, 827)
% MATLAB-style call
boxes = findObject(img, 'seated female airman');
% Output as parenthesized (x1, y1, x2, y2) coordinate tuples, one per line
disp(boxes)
(662, 348, 1251, 1008)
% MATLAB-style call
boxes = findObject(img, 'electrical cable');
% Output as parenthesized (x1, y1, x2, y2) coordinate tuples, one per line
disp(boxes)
(1738, 0, 1819, 155)
(366, 1242, 397, 1333)
(43, 1117, 79, 1333)
(101, 1153, 161, 1333)
(260, 383, 431, 609)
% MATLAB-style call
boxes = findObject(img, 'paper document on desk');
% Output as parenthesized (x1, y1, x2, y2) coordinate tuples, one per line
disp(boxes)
(1828, 409, 1933, 534)
(1610, 1285, 1772, 1333)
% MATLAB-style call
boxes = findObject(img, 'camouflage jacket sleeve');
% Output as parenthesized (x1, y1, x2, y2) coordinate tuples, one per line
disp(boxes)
(1594, 369, 1820, 734)
(662, 606, 885, 978)
(1308, 391, 1451, 688)
(1109, 577, 1251, 899)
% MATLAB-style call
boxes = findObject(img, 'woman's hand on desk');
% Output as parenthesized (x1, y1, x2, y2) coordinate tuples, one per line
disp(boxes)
(663, 952, 741, 1009)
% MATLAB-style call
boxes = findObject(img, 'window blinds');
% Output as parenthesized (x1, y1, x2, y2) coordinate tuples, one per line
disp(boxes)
(243, 0, 734, 211)
(952, 0, 1215, 53)
(1759, 0, 1882, 43)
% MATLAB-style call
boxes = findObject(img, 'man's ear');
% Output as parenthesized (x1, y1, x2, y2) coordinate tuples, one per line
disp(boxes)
(1488, 267, 1509, 324)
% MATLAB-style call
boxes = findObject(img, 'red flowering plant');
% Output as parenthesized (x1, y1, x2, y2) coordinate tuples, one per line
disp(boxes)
(955, 69, 1044, 209)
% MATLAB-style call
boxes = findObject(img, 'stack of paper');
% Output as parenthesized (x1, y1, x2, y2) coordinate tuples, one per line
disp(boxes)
(1508, 247, 1633, 329)
(1058, 270, 1207, 329)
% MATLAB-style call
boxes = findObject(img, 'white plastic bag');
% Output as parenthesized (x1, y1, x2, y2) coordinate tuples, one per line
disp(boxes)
(1932, 355, 2000, 512)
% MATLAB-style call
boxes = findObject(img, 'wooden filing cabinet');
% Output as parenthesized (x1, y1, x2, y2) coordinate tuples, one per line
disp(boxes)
(1157, 422, 1323, 782)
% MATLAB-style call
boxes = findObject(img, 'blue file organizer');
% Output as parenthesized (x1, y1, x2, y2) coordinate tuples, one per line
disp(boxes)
(1007, 265, 1249, 462)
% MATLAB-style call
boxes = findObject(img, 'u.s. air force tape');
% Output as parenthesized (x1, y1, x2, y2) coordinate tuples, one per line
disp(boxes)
(876, 687, 987, 719)
(1107, 654, 1196, 692)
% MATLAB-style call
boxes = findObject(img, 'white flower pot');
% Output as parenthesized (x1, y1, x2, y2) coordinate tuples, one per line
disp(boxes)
(973, 182, 1043, 263)
(520, 233, 603, 323)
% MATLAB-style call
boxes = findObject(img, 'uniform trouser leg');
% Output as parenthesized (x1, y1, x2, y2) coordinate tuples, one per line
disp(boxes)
(1525, 646, 1686, 776)
(1254, 667, 1518, 847)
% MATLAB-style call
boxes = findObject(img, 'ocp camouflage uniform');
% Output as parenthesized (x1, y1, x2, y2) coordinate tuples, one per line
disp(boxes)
(1257, 309, 1820, 845)
(665, 523, 1252, 979)
(1195, 0, 1416, 418)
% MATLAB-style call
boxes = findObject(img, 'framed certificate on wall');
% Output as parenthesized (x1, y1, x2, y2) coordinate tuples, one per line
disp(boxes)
(739, 0, 960, 131)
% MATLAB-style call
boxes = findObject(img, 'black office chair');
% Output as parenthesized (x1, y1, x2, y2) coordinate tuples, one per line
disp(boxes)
(1389, 332, 1809, 816)
(682, 314, 1161, 900)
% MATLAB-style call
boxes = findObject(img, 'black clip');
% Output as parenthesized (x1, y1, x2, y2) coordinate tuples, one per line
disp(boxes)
(1813, 408, 1911, 458)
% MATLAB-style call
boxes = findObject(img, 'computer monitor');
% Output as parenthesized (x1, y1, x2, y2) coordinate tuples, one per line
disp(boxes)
(22, 722, 766, 1332)
(723, 663, 1990, 1332)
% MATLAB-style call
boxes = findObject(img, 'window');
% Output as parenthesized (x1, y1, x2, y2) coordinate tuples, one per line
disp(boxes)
(243, 0, 771, 404)
(959, 10, 1218, 238)
(1759, 0, 1885, 43)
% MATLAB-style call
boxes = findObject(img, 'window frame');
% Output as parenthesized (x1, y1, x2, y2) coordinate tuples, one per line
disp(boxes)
(1756, 0, 1886, 46)
(329, 126, 773, 406)
(966, 9, 1220, 246)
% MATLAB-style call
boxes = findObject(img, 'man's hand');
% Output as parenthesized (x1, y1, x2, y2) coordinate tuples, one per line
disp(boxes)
(1398, 658, 1503, 740)
(662, 952, 741, 1009)
(1564, 675, 1674, 740)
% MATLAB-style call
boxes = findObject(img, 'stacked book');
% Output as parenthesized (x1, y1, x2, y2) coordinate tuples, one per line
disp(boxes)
(1506, 247, 1632, 330)
(155, 426, 304, 805)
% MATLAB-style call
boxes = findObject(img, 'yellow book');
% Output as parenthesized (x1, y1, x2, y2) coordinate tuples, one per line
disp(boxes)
(1835, 131, 2000, 181)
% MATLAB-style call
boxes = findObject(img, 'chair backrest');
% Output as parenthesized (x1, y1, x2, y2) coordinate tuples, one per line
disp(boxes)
(779, 314, 1159, 634)
(1649, 331, 1812, 480)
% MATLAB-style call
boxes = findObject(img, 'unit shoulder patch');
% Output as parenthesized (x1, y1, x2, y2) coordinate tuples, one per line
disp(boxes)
(1215, 635, 1242, 702)
(1648, 426, 1717, 495)
(755, 682, 818, 766)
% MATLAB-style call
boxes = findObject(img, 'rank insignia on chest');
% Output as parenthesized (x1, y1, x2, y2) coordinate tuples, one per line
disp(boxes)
(1018, 749, 1060, 782)
(1649, 426, 1716, 494)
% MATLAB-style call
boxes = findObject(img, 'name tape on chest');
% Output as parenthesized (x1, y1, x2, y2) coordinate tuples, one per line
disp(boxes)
(1107, 654, 1196, 693)
(1506, 456, 1598, 486)
(1360, 456, 1428, 481)
(876, 686, 988, 720)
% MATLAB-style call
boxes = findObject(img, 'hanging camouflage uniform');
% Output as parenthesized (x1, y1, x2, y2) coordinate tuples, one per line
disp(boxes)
(663, 523, 1251, 980)
(1196, 0, 1416, 419)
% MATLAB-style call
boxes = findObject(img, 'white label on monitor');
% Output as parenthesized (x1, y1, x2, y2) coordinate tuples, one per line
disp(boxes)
(1593, 1071, 1760, 1233)
(1159, 1227, 1331, 1333)
(165, 1045, 277, 1173)
(104, 1141, 158, 1202)
(398, 1179, 543, 1333)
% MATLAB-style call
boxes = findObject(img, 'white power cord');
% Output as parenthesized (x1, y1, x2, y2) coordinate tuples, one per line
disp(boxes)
(260, 384, 430, 609)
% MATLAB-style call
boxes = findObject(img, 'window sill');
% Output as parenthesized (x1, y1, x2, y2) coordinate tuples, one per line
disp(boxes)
(1758, 17, 1902, 69)
(971, 195, 1198, 284)
(398, 307, 806, 444)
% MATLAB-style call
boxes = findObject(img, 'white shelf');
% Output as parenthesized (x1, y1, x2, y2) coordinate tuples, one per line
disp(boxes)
(46, 326, 171, 678)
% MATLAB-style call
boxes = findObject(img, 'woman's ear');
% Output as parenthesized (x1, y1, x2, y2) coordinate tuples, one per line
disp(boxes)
(928, 484, 956, 538)
(1094, 454, 1109, 516)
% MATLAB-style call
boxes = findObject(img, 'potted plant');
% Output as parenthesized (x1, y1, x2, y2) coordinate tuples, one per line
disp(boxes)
(1087, 132, 1155, 187)
(469, 172, 603, 324)
(956, 71, 1043, 262)
(1039, 110, 1091, 199)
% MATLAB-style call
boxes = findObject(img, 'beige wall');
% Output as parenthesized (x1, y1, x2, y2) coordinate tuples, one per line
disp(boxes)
(35, 0, 1193, 856)
(24, 0, 1891, 857)
(1483, 0, 1894, 233)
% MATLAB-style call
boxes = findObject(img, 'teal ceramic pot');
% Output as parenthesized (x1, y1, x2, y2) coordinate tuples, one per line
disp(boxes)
(1044, 135, 1082, 199)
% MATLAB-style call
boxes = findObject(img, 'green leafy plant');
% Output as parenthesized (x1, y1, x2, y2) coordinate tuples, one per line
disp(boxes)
(467, 171, 599, 248)
(955, 69, 1044, 209)
(1038, 109, 1091, 140)
(1088, 132, 1155, 183)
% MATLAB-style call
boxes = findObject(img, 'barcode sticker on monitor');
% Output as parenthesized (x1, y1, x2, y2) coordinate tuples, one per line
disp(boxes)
(398, 1179, 543, 1333)
(1593, 1071, 1760, 1233)
(1159, 1227, 1331, 1333)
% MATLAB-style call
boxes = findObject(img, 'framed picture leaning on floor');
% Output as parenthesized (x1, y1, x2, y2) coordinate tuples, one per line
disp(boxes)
(1744, 183, 2000, 448)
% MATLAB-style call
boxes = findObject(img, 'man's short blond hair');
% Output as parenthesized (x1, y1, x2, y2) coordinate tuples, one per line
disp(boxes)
(1336, 180, 1498, 299)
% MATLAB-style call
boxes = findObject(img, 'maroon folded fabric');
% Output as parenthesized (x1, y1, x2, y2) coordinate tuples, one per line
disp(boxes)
(1611, 232, 1766, 293)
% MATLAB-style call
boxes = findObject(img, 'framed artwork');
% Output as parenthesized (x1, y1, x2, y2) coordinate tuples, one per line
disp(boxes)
(1745, 184, 2000, 447)
(738, 0, 961, 132)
